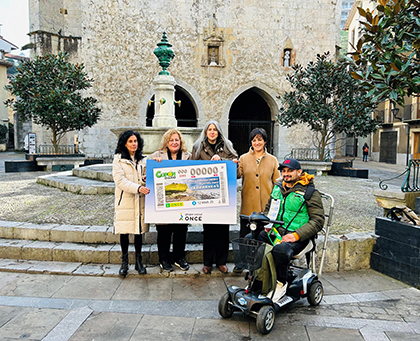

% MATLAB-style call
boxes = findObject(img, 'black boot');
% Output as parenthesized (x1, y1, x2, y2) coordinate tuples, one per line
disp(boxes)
(135, 253, 147, 275)
(119, 253, 129, 277)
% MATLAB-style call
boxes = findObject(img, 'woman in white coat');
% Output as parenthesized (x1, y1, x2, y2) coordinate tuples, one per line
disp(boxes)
(151, 128, 192, 272)
(113, 130, 150, 277)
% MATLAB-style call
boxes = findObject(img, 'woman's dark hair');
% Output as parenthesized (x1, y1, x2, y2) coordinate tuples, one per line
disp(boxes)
(115, 130, 144, 161)
(249, 127, 267, 144)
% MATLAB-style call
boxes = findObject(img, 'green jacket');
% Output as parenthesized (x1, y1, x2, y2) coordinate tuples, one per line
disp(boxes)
(263, 174, 324, 241)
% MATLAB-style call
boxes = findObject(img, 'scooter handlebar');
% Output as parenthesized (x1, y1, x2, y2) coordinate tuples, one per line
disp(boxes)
(241, 212, 284, 226)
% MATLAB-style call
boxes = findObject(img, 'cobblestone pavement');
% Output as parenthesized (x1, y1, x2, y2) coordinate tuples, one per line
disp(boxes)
(1, 153, 406, 235)
(0, 269, 418, 340)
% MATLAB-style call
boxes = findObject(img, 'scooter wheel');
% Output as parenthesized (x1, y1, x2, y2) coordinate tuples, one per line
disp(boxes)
(256, 305, 275, 334)
(308, 280, 323, 306)
(218, 292, 234, 318)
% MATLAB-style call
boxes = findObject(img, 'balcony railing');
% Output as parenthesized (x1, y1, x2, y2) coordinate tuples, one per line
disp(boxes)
(379, 159, 420, 192)
(38, 145, 84, 156)
(285, 148, 332, 162)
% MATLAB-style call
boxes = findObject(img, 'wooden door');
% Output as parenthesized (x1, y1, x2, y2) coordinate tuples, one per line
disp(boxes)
(379, 131, 397, 164)
(413, 133, 420, 159)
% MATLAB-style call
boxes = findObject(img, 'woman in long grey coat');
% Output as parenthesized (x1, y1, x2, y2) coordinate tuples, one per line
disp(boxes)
(113, 130, 150, 277)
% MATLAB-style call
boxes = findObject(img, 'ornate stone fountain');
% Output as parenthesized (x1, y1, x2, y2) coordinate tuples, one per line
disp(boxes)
(111, 32, 201, 154)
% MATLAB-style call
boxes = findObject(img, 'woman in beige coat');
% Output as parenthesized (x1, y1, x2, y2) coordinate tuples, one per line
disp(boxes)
(113, 130, 150, 277)
(237, 128, 280, 237)
(150, 129, 192, 272)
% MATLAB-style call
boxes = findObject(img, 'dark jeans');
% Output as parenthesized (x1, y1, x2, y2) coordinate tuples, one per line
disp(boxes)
(120, 234, 143, 258)
(257, 230, 309, 283)
(203, 224, 229, 267)
(157, 224, 188, 263)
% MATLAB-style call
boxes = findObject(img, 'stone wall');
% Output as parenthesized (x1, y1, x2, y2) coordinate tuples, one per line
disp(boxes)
(29, 0, 342, 158)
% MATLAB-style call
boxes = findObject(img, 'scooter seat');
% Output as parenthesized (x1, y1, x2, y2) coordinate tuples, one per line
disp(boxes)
(293, 239, 313, 259)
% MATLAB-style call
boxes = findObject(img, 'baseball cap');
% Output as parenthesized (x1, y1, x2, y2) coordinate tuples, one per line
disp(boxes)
(278, 158, 301, 170)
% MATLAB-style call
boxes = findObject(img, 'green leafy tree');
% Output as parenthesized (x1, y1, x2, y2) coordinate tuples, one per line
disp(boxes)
(277, 52, 379, 160)
(349, 0, 420, 107)
(4, 52, 101, 151)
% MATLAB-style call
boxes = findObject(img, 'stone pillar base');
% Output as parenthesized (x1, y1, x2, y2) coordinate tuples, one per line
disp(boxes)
(152, 116, 177, 128)
(373, 189, 420, 214)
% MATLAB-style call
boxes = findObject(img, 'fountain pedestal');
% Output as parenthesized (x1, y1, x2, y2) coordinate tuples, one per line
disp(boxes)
(152, 74, 177, 128)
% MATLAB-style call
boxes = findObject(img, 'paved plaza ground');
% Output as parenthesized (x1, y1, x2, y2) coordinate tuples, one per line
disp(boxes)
(0, 152, 419, 340)
(0, 269, 418, 340)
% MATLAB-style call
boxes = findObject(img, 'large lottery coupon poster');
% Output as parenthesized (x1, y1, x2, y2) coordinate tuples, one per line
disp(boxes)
(144, 160, 237, 224)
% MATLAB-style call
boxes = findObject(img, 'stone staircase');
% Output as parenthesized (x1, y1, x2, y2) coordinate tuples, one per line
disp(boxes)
(0, 219, 378, 278)
(36, 164, 115, 194)
(0, 220, 240, 267)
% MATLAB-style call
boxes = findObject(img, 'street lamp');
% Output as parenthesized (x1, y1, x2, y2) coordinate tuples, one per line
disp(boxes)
(391, 107, 402, 121)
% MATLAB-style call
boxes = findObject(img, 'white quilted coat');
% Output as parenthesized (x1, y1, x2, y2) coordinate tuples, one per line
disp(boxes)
(112, 154, 149, 235)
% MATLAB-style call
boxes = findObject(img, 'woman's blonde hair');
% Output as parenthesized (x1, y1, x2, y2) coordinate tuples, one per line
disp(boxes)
(158, 129, 187, 152)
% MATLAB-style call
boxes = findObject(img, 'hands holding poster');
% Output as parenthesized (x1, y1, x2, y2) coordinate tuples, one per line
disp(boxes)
(145, 160, 237, 224)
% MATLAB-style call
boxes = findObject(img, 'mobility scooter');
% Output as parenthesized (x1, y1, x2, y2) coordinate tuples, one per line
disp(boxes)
(218, 191, 334, 334)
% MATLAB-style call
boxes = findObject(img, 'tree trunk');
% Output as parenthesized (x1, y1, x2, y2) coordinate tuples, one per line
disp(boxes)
(52, 129, 58, 154)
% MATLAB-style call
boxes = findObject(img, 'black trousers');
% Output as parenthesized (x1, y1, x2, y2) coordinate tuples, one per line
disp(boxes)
(240, 216, 250, 238)
(203, 224, 230, 267)
(157, 224, 188, 263)
(257, 230, 309, 283)
(120, 234, 143, 258)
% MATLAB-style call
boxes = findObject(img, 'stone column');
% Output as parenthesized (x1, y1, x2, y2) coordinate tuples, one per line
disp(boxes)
(152, 74, 177, 128)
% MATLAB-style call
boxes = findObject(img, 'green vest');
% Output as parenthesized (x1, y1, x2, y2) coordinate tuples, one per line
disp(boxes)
(271, 185, 309, 231)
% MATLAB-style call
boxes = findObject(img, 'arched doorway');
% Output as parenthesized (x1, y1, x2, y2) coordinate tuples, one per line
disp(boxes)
(146, 86, 197, 127)
(228, 88, 274, 157)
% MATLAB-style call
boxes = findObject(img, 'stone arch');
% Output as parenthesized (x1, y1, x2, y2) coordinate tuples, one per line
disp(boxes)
(174, 79, 205, 127)
(223, 83, 282, 157)
(140, 79, 204, 128)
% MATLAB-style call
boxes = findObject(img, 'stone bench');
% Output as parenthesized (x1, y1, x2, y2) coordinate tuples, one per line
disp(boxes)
(36, 157, 86, 171)
(299, 161, 332, 176)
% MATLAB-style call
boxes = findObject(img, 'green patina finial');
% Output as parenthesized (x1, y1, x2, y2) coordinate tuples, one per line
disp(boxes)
(154, 32, 175, 76)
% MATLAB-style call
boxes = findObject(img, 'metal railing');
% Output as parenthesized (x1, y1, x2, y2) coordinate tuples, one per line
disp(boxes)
(284, 148, 332, 162)
(379, 159, 420, 192)
(38, 145, 84, 156)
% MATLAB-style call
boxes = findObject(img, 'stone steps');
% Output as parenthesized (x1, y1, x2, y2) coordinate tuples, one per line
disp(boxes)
(0, 220, 240, 266)
(36, 164, 113, 194)
(72, 164, 113, 182)
(36, 171, 115, 194)
(0, 220, 240, 245)
(0, 258, 240, 278)
(0, 238, 218, 265)
(0, 221, 377, 274)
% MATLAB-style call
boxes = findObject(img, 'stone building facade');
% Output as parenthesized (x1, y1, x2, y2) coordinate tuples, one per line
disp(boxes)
(28, 0, 342, 159)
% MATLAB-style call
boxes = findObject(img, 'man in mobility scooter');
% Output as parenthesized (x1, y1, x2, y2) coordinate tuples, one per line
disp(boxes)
(256, 158, 325, 299)
(219, 158, 326, 334)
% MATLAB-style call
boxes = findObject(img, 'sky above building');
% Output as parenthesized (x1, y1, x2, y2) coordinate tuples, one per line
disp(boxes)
(0, 0, 30, 56)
